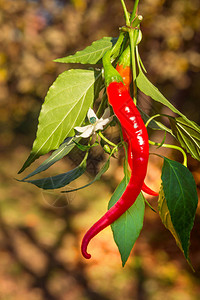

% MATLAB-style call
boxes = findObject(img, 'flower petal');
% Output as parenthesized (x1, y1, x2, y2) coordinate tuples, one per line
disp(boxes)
(87, 107, 97, 121)
(98, 118, 110, 127)
(77, 126, 93, 138)
(95, 118, 110, 131)
(74, 124, 92, 133)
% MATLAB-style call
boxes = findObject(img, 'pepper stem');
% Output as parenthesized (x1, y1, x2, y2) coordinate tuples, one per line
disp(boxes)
(102, 50, 123, 86)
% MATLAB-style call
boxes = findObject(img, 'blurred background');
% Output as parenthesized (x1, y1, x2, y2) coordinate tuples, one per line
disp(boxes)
(0, 0, 200, 299)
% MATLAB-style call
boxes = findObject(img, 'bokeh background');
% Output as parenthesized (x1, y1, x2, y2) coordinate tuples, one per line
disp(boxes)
(0, 0, 200, 299)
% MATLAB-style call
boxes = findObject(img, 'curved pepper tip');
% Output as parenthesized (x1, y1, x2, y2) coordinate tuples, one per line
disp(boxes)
(81, 240, 92, 259)
(83, 252, 91, 259)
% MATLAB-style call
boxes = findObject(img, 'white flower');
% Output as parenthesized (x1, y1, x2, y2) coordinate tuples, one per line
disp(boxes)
(74, 107, 111, 138)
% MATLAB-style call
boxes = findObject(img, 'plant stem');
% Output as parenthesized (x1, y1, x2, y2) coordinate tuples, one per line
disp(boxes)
(123, 141, 130, 178)
(120, 1, 142, 104)
(129, 29, 137, 104)
(149, 140, 188, 167)
(129, 16, 142, 104)
(98, 131, 117, 147)
(131, 0, 140, 22)
(120, 0, 130, 25)
(145, 114, 161, 127)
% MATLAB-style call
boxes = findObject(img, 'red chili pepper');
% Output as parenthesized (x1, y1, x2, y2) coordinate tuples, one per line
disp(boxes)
(81, 81, 149, 259)
(122, 127, 158, 197)
(81, 50, 153, 259)
(116, 47, 158, 197)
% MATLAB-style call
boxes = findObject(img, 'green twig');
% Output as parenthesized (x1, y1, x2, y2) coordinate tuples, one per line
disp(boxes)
(120, 0, 130, 26)
(129, 16, 143, 104)
(123, 140, 128, 172)
(149, 140, 187, 167)
(145, 114, 161, 127)
(129, 29, 137, 104)
(98, 131, 117, 147)
(131, 0, 140, 22)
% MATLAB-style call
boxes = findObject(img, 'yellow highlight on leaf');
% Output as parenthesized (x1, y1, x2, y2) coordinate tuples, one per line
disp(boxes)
(158, 186, 183, 253)
(158, 185, 194, 271)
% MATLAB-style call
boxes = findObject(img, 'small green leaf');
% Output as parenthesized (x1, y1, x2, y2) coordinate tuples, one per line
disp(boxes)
(169, 117, 200, 161)
(161, 157, 198, 259)
(54, 37, 117, 65)
(21, 152, 88, 190)
(62, 158, 110, 193)
(22, 137, 80, 180)
(108, 176, 145, 267)
(19, 69, 101, 173)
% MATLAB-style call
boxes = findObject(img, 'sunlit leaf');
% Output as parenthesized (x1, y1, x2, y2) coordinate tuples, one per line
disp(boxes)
(108, 176, 145, 267)
(54, 37, 117, 64)
(161, 157, 198, 259)
(169, 117, 200, 161)
(19, 69, 101, 173)
(136, 70, 199, 131)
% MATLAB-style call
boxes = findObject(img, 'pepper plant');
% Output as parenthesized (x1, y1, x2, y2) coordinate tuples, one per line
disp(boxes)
(18, 0, 199, 268)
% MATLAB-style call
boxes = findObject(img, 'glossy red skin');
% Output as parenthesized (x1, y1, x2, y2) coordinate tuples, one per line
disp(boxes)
(122, 129, 158, 197)
(116, 63, 158, 197)
(81, 82, 150, 259)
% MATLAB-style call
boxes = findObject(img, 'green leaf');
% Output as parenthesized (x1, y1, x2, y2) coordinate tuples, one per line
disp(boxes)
(158, 185, 184, 253)
(62, 158, 110, 193)
(161, 157, 198, 259)
(54, 37, 117, 65)
(108, 176, 145, 267)
(158, 185, 194, 270)
(169, 117, 200, 161)
(22, 137, 80, 180)
(19, 69, 101, 173)
(136, 69, 199, 130)
(22, 152, 88, 190)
